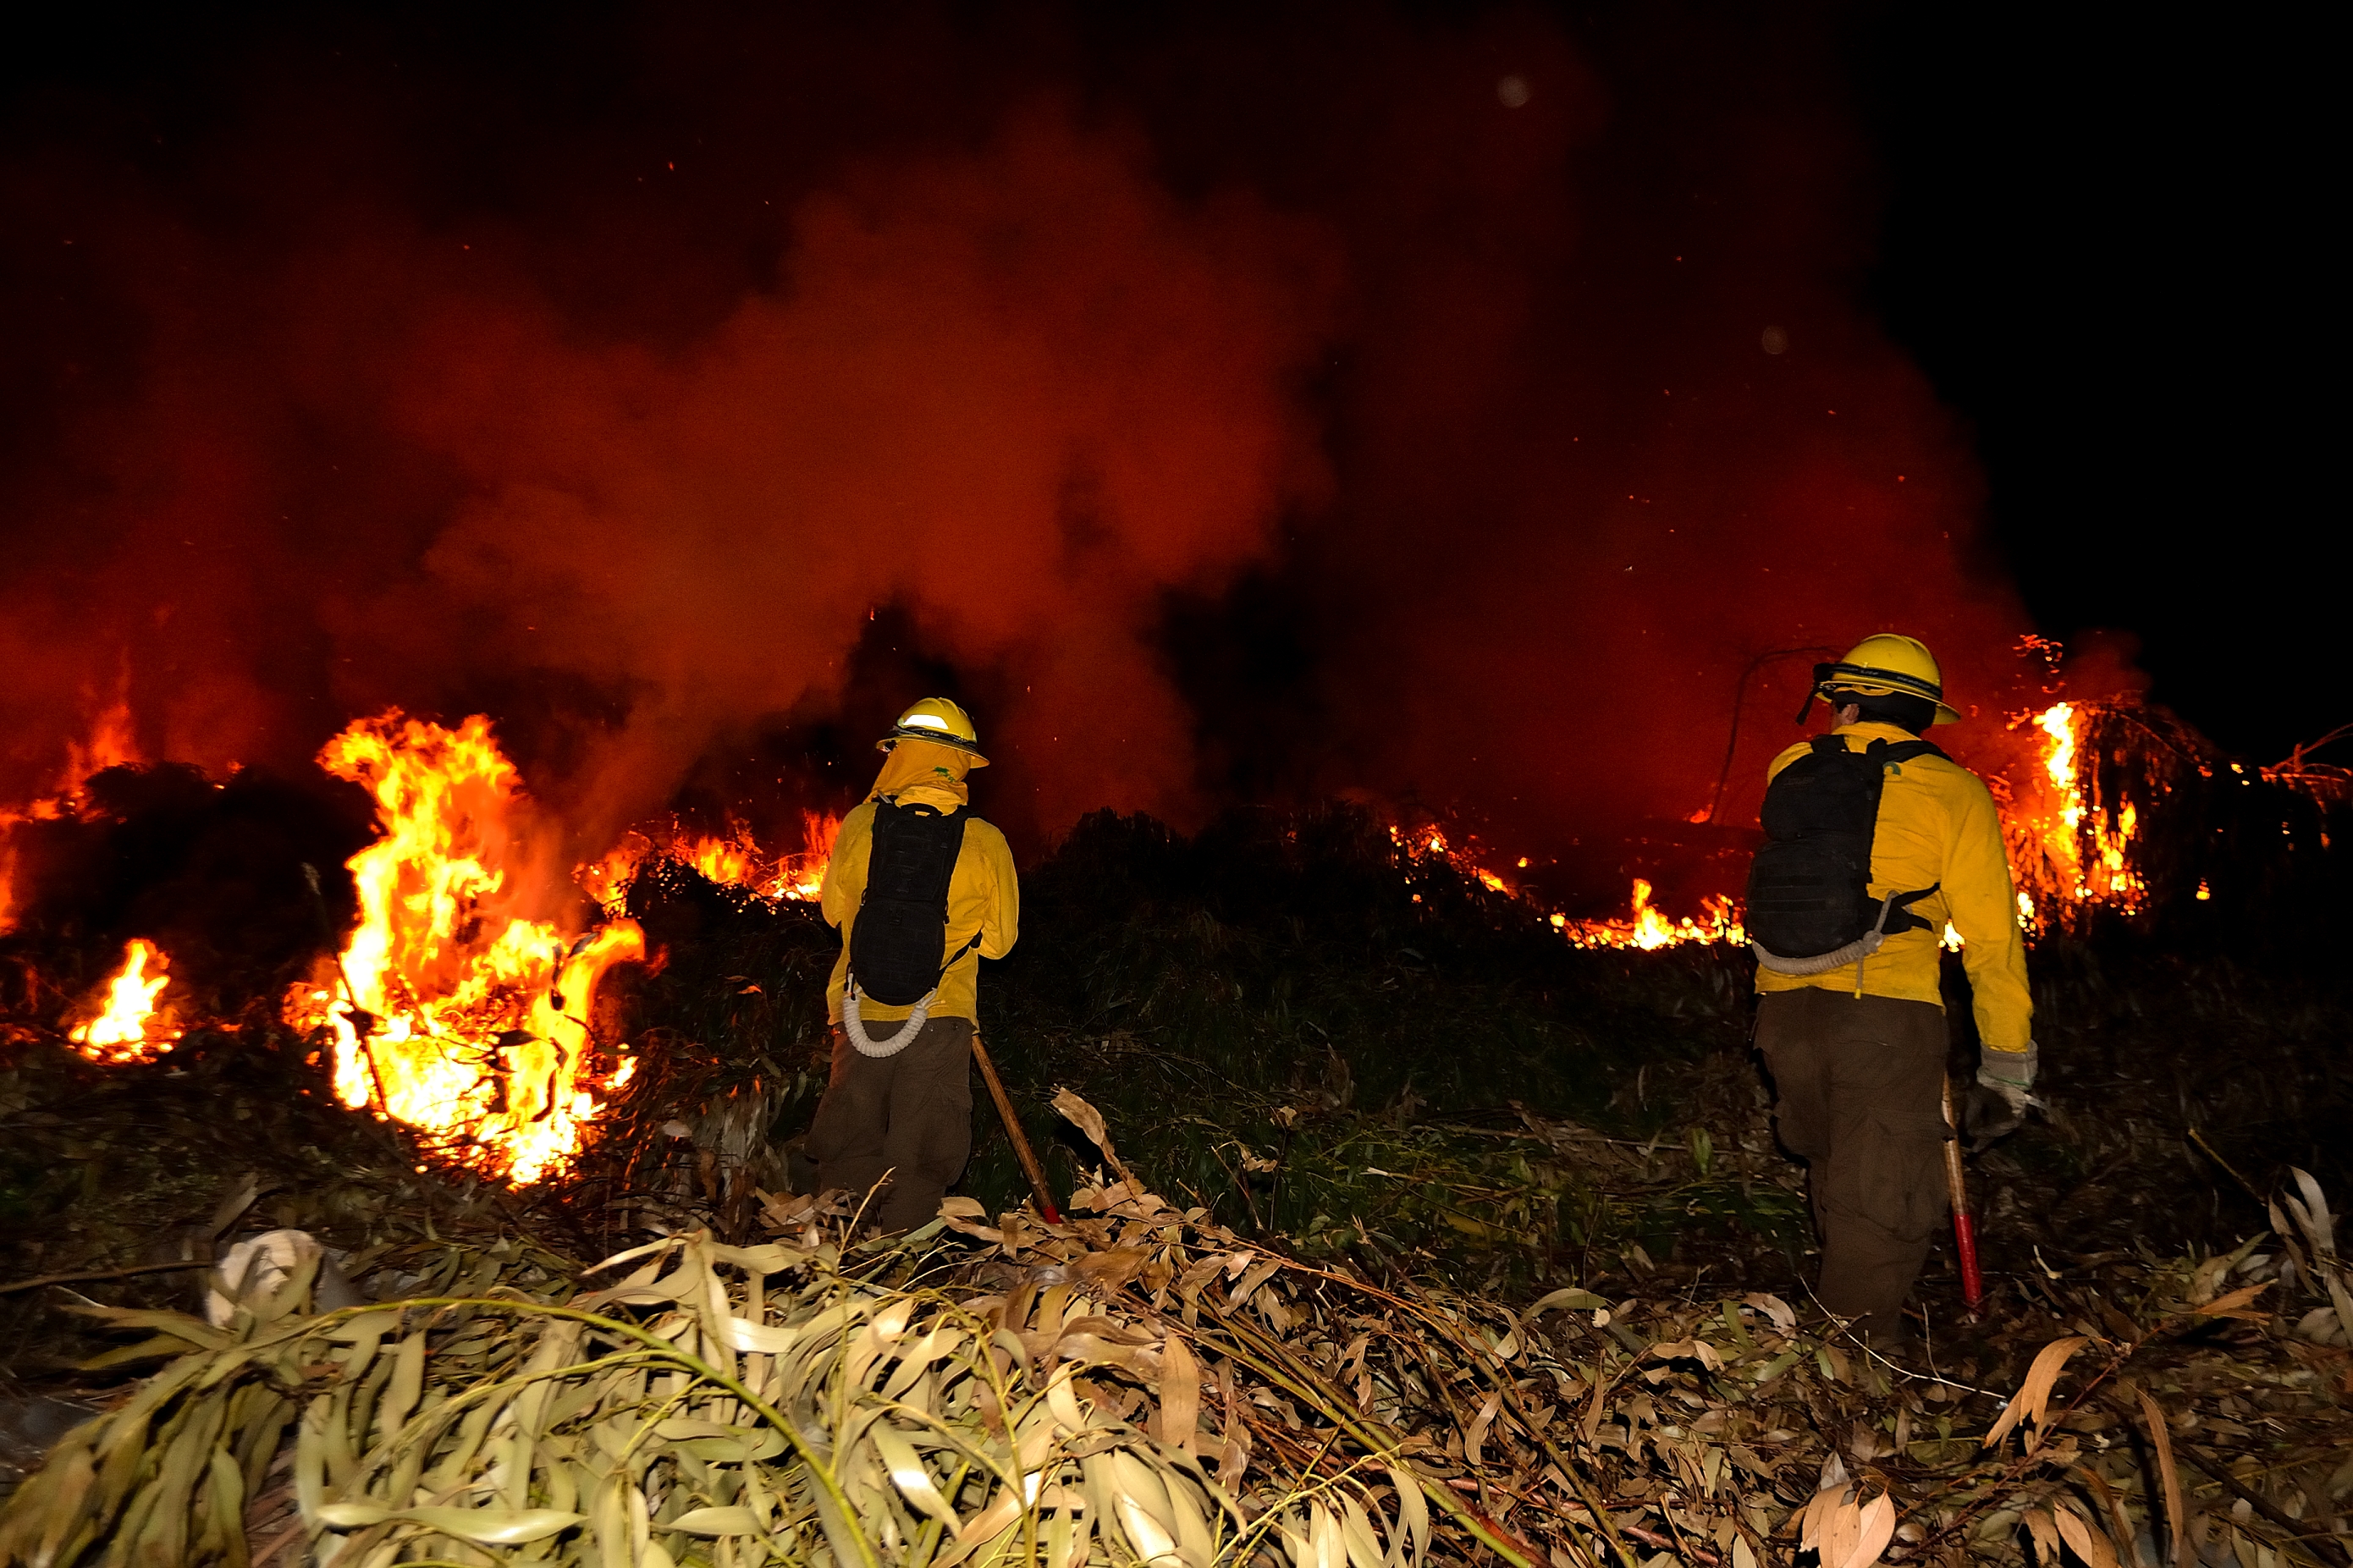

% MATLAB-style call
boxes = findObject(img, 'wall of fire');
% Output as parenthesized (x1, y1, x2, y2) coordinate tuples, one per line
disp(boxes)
(2, 696, 2346, 1185)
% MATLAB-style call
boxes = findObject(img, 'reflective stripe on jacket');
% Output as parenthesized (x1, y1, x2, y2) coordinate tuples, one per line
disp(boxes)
(1752, 721, 2033, 1052)
(821, 800, 1020, 1025)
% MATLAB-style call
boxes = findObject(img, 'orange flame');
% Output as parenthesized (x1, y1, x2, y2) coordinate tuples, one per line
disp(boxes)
(289, 712, 644, 1185)
(60, 700, 139, 795)
(684, 831, 758, 887)
(1388, 820, 1744, 950)
(581, 810, 840, 910)
(1391, 687, 2177, 954)
(2009, 700, 2145, 929)
(3, 701, 148, 935)
(0, 828, 16, 936)
(1557, 879, 1747, 951)
(67, 938, 179, 1063)
(769, 809, 842, 901)
(575, 838, 644, 911)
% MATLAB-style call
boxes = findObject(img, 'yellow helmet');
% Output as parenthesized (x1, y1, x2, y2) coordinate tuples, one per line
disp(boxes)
(1807, 634, 1964, 726)
(878, 696, 989, 765)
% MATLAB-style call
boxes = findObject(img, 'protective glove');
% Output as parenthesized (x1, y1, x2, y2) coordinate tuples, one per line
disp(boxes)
(1969, 1042, 2042, 1143)
(1959, 1084, 2024, 1145)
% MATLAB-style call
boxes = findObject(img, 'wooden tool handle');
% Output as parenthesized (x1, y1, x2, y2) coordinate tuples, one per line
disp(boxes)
(1942, 1077, 1984, 1314)
(972, 1033, 1061, 1225)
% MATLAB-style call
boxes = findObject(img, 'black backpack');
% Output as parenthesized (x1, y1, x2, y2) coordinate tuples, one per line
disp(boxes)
(1745, 734, 1944, 966)
(848, 799, 978, 1006)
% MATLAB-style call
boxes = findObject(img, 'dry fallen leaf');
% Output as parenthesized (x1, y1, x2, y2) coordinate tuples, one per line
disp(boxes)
(2053, 1498, 2122, 1568)
(1051, 1087, 1118, 1166)
(2130, 1382, 2185, 1567)
(1156, 1332, 1202, 1456)
(2023, 1506, 2064, 1564)
(1983, 1335, 2091, 1450)
(2189, 1280, 2271, 1321)
(1843, 1492, 1897, 1568)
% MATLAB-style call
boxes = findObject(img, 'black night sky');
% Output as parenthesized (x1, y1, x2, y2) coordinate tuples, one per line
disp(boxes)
(1854, 6, 2331, 763)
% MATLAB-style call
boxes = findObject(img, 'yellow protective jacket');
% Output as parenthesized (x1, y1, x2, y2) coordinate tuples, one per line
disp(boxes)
(821, 799, 1019, 1026)
(1753, 721, 2033, 1054)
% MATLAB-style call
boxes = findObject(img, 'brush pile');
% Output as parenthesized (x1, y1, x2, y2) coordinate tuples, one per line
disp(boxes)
(5, 1092, 2347, 1568)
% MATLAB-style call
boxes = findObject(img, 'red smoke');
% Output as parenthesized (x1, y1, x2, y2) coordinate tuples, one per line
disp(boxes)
(344, 107, 1333, 852)
(1, 4, 2047, 894)
(1234, 8, 2034, 842)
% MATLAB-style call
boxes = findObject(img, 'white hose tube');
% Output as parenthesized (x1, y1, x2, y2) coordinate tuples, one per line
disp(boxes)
(1750, 892, 1903, 977)
(842, 979, 935, 1059)
(1750, 930, 1885, 976)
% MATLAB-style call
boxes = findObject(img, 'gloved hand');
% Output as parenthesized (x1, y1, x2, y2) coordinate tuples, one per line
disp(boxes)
(1968, 1043, 2041, 1143)
(1959, 1084, 2024, 1145)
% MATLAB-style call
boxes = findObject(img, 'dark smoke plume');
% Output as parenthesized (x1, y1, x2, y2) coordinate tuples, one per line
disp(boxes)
(2, 3, 2041, 901)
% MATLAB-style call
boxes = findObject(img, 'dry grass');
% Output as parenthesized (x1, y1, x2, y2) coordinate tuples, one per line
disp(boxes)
(5, 1089, 2347, 1566)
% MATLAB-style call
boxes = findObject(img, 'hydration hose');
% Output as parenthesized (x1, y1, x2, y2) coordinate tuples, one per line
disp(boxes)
(1750, 891, 1906, 978)
(841, 977, 936, 1059)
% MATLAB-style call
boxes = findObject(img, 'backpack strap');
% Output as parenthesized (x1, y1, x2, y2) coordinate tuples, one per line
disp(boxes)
(878, 801, 983, 979)
(1865, 738, 1945, 937)
(1810, 733, 1947, 765)
(1878, 881, 1942, 937)
(1751, 881, 1946, 974)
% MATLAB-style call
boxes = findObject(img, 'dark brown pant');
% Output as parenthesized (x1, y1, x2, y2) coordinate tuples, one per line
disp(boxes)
(806, 1016, 975, 1234)
(1755, 988, 1951, 1338)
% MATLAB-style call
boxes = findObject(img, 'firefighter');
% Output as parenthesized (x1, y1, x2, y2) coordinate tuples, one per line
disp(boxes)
(1746, 634, 2036, 1345)
(807, 698, 1019, 1232)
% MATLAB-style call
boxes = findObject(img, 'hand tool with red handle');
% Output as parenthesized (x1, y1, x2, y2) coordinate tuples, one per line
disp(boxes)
(1941, 1077, 1984, 1314)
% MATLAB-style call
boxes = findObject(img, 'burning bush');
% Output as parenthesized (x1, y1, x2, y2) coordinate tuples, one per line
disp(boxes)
(2009, 700, 2353, 945)
(0, 762, 373, 1027)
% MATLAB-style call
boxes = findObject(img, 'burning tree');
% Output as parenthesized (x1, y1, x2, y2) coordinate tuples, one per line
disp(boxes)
(2003, 699, 2353, 942)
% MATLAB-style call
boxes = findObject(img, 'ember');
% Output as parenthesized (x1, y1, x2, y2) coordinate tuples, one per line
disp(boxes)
(1390, 822, 1535, 904)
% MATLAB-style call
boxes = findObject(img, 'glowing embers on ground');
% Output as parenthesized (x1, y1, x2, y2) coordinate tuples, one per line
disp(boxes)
(1389, 823, 1518, 898)
(2010, 701, 2147, 931)
(66, 938, 179, 1064)
(286, 712, 644, 1186)
(581, 810, 840, 911)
